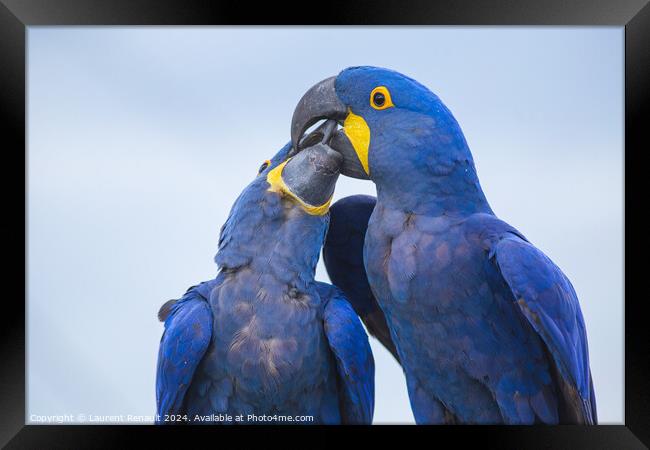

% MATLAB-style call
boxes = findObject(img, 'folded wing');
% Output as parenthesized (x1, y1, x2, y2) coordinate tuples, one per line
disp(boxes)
(324, 195, 400, 362)
(320, 283, 375, 424)
(492, 234, 597, 424)
(155, 282, 215, 422)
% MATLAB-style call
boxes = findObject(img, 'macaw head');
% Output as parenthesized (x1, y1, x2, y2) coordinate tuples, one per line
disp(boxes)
(259, 121, 343, 216)
(215, 128, 343, 274)
(291, 67, 480, 211)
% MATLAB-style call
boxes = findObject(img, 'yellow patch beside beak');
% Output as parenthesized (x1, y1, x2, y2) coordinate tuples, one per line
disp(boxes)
(266, 160, 332, 216)
(343, 110, 371, 176)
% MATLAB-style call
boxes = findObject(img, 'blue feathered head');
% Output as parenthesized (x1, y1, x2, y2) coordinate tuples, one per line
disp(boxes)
(290, 66, 486, 214)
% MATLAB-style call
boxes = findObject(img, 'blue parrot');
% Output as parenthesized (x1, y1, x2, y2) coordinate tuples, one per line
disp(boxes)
(155, 136, 374, 424)
(291, 67, 597, 424)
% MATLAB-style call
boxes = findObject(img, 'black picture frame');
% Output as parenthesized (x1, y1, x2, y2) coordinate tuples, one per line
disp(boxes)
(1, 0, 647, 447)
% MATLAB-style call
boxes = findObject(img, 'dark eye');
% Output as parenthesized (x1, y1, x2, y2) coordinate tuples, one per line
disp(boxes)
(258, 160, 270, 174)
(369, 86, 393, 110)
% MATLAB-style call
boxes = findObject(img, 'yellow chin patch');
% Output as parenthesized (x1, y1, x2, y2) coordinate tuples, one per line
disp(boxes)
(343, 109, 371, 176)
(266, 160, 332, 216)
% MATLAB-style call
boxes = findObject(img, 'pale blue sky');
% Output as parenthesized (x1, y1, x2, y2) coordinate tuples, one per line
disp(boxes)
(27, 27, 623, 424)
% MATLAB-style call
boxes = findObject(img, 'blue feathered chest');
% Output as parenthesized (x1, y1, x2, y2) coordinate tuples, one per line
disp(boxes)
(182, 189, 341, 422)
(364, 202, 552, 423)
(184, 270, 338, 418)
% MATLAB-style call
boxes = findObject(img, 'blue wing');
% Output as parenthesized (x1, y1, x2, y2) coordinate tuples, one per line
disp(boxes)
(155, 281, 215, 422)
(324, 195, 400, 362)
(492, 233, 597, 424)
(319, 283, 375, 424)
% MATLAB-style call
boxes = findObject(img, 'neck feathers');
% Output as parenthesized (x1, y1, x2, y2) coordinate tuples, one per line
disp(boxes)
(373, 109, 492, 217)
(215, 181, 328, 289)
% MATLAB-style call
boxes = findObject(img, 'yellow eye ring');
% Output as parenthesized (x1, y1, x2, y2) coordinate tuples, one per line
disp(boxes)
(370, 86, 394, 110)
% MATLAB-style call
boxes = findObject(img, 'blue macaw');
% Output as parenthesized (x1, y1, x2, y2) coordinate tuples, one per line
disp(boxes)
(291, 67, 597, 424)
(155, 136, 374, 424)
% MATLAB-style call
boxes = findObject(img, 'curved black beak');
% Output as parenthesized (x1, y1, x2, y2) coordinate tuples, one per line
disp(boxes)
(291, 76, 370, 180)
(282, 143, 342, 209)
(291, 77, 347, 152)
(293, 119, 338, 155)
